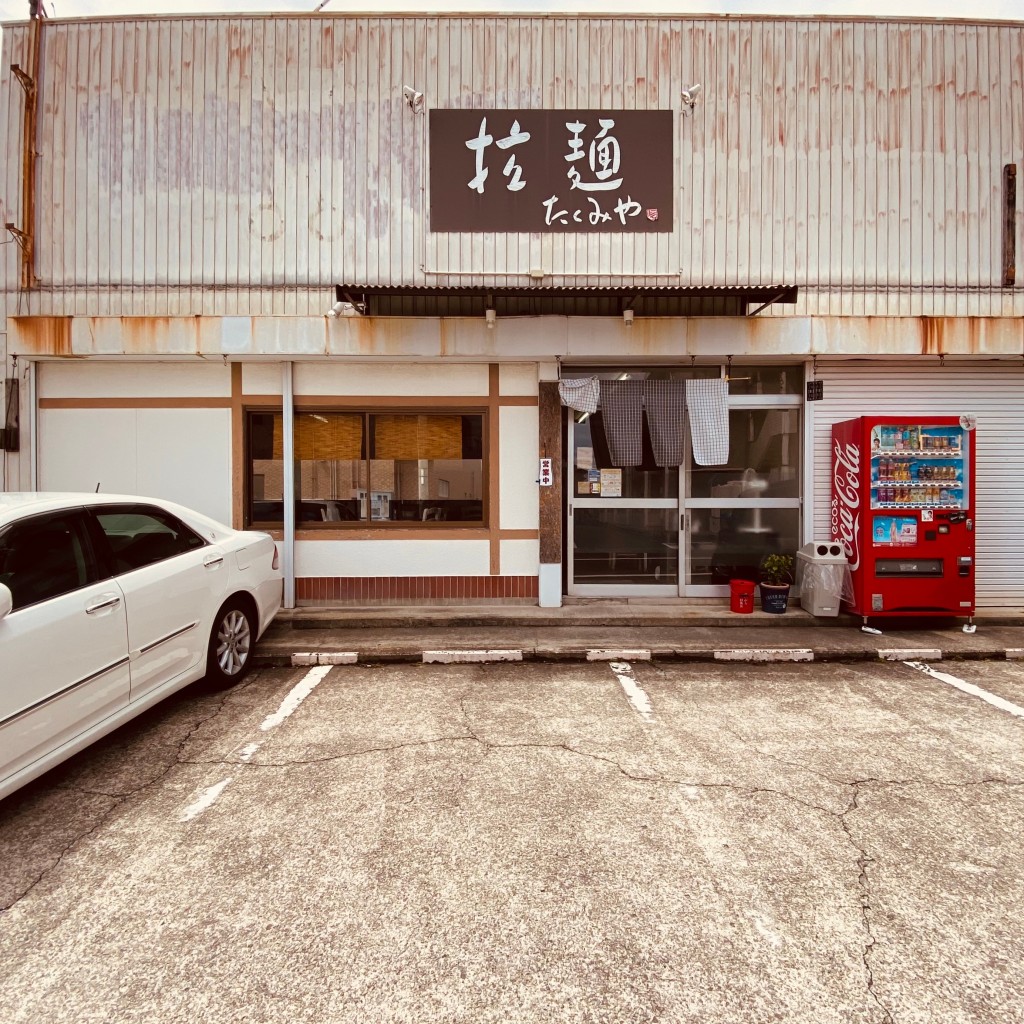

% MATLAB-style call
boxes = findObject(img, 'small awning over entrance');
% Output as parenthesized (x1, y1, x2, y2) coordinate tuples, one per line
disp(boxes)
(332, 285, 798, 318)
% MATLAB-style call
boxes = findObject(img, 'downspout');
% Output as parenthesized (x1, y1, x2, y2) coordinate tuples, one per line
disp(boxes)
(282, 361, 295, 608)
(28, 358, 36, 491)
(5, 11, 42, 288)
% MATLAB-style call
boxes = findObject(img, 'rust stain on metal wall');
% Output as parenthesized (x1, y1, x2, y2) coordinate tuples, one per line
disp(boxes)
(920, 317, 944, 355)
(120, 316, 173, 354)
(0, 15, 1021, 317)
(12, 317, 72, 355)
(920, 317, 987, 355)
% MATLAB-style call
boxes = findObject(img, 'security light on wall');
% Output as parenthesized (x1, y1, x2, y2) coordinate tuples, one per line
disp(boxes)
(681, 83, 702, 115)
(403, 85, 424, 112)
(326, 300, 346, 317)
(485, 308, 497, 329)
(623, 309, 634, 327)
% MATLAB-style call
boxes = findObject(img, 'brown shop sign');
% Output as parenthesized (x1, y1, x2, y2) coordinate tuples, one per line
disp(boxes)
(429, 109, 674, 233)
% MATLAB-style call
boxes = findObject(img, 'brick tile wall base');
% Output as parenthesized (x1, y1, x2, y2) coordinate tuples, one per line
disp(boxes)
(296, 576, 540, 605)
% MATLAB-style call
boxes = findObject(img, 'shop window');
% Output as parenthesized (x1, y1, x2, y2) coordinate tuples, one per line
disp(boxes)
(727, 365, 802, 396)
(246, 411, 485, 526)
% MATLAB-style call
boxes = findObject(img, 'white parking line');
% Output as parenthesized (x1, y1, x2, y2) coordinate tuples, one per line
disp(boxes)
(180, 665, 335, 824)
(261, 664, 333, 731)
(609, 661, 654, 722)
(180, 777, 234, 822)
(905, 661, 1024, 719)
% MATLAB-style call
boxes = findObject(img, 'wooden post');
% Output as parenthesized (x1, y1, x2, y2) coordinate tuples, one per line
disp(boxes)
(538, 382, 563, 569)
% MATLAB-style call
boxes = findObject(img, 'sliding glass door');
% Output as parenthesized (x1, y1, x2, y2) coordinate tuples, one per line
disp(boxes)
(568, 408, 680, 595)
(566, 366, 802, 598)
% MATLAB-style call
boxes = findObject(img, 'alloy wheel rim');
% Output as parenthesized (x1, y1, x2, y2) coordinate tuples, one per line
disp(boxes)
(216, 609, 251, 675)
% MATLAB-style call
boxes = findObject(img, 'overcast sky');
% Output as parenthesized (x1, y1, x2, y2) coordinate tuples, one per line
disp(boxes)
(1, 0, 1023, 23)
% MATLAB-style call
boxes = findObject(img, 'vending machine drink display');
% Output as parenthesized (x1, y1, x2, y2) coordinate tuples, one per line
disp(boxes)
(831, 415, 976, 622)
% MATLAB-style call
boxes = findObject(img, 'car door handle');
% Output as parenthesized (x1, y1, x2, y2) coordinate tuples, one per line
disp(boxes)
(86, 594, 122, 615)
(203, 554, 224, 568)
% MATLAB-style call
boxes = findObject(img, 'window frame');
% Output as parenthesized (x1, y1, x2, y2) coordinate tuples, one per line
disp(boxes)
(84, 504, 208, 577)
(244, 406, 490, 531)
(0, 509, 103, 613)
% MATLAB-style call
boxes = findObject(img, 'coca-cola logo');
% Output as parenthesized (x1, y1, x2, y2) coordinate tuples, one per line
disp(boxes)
(831, 439, 861, 571)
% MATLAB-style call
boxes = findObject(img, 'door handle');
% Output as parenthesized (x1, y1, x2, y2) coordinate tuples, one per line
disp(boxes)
(86, 595, 121, 615)
(203, 554, 224, 568)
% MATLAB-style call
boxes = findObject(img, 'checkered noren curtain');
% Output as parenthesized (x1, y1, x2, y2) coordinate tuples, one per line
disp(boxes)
(600, 380, 644, 467)
(599, 379, 688, 468)
(686, 378, 730, 466)
(642, 380, 686, 467)
(558, 377, 600, 414)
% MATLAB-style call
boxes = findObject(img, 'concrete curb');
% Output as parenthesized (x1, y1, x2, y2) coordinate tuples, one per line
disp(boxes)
(254, 645, 1024, 668)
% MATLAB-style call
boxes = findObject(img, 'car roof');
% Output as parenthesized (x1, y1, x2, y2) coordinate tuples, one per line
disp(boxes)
(0, 492, 159, 517)
(0, 492, 236, 539)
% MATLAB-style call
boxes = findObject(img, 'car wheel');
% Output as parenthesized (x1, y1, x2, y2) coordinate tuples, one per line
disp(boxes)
(206, 599, 255, 687)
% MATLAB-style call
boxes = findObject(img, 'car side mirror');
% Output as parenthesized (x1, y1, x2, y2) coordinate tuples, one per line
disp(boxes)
(0, 582, 12, 620)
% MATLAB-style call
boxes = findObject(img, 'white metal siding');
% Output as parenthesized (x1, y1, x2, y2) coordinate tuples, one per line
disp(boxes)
(0, 15, 1020, 317)
(811, 360, 1024, 607)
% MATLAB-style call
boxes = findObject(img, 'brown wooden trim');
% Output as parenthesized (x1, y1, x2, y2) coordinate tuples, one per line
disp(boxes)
(266, 528, 522, 542)
(243, 393, 529, 408)
(38, 397, 232, 409)
(231, 364, 243, 530)
(290, 395, 489, 408)
(293, 528, 491, 541)
(497, 395, 539, 406)
(238, 393, 283, 407)
(488, 364, 501, 574)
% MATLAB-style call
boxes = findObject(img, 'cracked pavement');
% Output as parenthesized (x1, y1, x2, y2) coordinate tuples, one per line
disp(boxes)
(1, 658, 1023, 1023)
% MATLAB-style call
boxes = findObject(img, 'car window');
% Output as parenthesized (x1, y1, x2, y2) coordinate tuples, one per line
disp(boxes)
(92, 507, 206, 574)
(0, 512, 95, 611)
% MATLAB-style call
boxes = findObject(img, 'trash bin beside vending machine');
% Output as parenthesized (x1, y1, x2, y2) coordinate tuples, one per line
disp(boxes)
(796, 541, 851, 617)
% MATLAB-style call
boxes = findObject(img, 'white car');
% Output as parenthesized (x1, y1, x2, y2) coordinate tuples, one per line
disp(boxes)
(0, 493, 282, 801)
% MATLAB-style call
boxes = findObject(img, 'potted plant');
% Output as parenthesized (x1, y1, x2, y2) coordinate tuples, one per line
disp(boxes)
(758, 553, 794, 614)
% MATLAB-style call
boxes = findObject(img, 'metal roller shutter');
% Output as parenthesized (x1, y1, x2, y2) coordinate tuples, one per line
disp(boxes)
(811, 361, 1024, 608)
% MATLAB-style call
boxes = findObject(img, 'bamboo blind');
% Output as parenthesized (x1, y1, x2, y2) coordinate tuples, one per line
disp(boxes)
(269, 413, 464, 461)
(373, 415, 463, 460)
(272, 413, 363, 461)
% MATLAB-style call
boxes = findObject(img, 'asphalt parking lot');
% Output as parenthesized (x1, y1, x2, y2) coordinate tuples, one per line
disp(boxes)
(1, 658, 1022, 1023)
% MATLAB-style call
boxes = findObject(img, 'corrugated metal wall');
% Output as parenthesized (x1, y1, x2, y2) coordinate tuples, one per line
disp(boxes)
(811, 360, 1024, 607)
(0, 15, 1022, 317)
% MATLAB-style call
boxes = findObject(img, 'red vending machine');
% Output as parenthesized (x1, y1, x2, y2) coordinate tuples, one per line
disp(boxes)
(831, 416, 976, 623)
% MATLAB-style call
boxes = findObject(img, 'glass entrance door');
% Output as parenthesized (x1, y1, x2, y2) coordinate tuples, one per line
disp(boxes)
(568, 409, 680, 596)
(566, 366, 804, 598)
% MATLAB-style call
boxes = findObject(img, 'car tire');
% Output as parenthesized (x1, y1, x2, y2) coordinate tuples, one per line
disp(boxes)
(206, 599, 255, 687)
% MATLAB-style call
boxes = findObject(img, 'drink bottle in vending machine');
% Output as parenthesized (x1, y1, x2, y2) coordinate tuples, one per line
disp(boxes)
(831, 415, 976, 624)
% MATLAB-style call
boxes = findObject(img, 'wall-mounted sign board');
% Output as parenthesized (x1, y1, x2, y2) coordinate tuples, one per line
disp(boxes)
(429, 109, 674, 234)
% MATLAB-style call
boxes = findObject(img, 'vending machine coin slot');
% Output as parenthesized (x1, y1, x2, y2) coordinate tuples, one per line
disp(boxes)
(958, 556, 973, 577)
(875, 558, 944, 577)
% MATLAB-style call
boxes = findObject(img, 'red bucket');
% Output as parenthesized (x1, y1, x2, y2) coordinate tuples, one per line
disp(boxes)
(729, 578, 755, 614)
